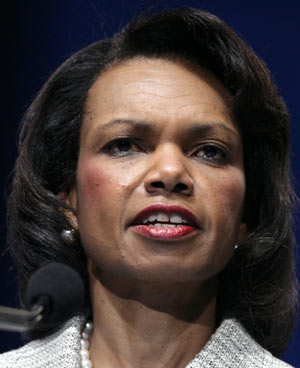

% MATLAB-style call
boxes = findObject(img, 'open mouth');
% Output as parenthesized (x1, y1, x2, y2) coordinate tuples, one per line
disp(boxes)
(133, 212, 194, 227)
(130, 205, 201, 240)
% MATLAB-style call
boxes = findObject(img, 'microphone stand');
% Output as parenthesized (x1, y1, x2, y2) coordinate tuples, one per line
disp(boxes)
(0, 296, 49, 332)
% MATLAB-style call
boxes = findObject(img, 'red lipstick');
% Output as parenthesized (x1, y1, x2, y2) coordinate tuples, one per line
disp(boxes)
(131, 204, 201, 240)
(133, 225, 196, 240)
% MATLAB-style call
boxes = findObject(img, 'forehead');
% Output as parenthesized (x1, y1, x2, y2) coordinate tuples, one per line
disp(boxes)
(82, 57, 236, 137)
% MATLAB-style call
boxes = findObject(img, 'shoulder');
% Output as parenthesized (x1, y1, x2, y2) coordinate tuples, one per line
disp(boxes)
(187, 319, 294, 368)
(0, 316, 84, 368)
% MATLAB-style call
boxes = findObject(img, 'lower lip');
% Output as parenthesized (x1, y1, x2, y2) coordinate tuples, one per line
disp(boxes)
(132, 225, 198, 240)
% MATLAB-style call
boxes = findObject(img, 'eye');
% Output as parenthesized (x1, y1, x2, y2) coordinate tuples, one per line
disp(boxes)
(103, 138, 144, 157)
(194, 144, 228, 163)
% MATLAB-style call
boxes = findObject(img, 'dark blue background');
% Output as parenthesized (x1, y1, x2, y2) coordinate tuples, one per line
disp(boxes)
(1, 0, 299, 365)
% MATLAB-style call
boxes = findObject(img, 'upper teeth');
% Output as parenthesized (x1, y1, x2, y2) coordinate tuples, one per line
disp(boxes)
(142, 212, 188, 225)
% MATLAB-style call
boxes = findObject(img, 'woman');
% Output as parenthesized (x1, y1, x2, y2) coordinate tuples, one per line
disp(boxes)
(0, 7, 298, 368)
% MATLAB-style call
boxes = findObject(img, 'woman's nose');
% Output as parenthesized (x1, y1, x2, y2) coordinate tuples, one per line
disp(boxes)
(144, 144, 194, 196)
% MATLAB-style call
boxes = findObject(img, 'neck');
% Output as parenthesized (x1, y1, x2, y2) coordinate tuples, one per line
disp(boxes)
(88, 266, 218, 368)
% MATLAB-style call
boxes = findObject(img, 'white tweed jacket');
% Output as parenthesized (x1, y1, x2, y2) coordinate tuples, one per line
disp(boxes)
(0, 315, 294, 367)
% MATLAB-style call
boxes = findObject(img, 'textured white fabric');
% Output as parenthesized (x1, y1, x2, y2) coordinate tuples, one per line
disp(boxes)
(0, 316, 85, 368)
(185, 319, 293, 368)
(0, 316, 294, 367)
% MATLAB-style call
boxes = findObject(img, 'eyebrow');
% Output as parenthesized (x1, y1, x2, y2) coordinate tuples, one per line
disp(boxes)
(89, 118, 239, 140)
(186, 121, 239, 138)
(91, 119, 156, 136)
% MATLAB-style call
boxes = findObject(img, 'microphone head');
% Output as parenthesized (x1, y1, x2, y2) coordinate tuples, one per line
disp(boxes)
(25, 262, 85, 327)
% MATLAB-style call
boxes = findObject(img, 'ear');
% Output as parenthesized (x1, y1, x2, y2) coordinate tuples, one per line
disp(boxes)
(237, 222, 247, 243)
(58, 189, 78, 229)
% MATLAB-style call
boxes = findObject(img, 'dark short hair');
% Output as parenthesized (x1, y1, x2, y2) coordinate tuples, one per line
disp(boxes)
(7, 7, 298, 356)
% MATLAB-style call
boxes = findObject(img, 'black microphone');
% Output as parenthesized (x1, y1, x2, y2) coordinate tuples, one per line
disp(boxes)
(0, 262, 85, 332)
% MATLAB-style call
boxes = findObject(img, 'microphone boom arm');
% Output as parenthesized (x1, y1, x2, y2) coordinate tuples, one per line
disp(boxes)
(0, 296, 48, 332)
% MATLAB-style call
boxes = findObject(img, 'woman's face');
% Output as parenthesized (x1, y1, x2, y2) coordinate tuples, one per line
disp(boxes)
(68, 58, 246, 284)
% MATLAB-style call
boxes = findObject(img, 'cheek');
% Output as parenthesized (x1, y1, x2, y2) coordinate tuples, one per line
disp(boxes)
(77, 163, 108, 204)
(205, 169, 245, 221)
(75, 159, 125, 224)
(220, 172, 245, 212)
(76, 159, 140, 212)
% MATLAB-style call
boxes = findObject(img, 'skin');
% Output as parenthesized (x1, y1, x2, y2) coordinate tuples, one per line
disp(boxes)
(65, 58, 247, 367)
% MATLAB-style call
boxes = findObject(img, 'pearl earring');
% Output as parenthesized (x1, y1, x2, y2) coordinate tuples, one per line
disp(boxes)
(61, 229, 76, 245)
(234, 244, 239, 250)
